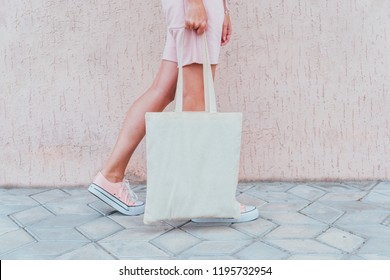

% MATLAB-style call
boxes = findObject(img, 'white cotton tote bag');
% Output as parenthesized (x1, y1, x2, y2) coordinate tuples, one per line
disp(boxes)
(143, 29, 241, 224)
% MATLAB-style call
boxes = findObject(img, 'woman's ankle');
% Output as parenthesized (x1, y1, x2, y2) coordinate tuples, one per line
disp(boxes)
(100, 169, 124, 183)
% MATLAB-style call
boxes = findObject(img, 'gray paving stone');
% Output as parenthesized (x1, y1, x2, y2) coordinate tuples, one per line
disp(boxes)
(0, 253, 50, 260)
(0, 226, 20, 237)
(257, 201, 309, 212)
(98, 241, 169, 259)
(357, 254, 390, 260)
(317, 228, 365, 253)
(335, 224, 390, 239)
(44, 200, 100, 215)
(62, 188, 92, 196)
(109, 212, 189, 228)
(383, 215, 390, 226)
(362, 192, 390, 210)
(246, 190, 308, 203)
(310, 182, 359, 192)
(288, 254, 346, 260)
(151, 229, 201, 255)
(10, 206, 54, 226)
(56, 243, 116, 260)
(267, 239, 341, 254)
(121, 256, 173, 260)
(31, 214, 101, 228)
(235, 241, 289, 260)
(342, 181, 377, 191)
(62, 189, 99, 204)
(318, 201, 382, 212)
(237, 183, 256, 192)
(0, 216, 20, 236)
(0, 205, 37, 216)
(76, 217, 124, 241)
(182, 224, 252, 241)
(26, 226, 90, 241)
(0, 193, 39, 206)
(287, 185, 325, 201)
(264, 224, 327, 239)
(251, 182, 296, 192)
(185, 255, 236, 260)
(0, 181, 387, 260)
(347, 254, 366, 260)
(181, 240, 251, 256)
(357, 238, 390, 259)
(318, 191, 367, 202)
(371, 181, 390, 196)
(0, 229, 36, 255)
(300, 202, 344, 224)
(231, 217, 277, 237)
(1, 241, 89, 259)
(100, 226, 172, 242)
(30, 189, 70, 204)
(164, 219, 191, 228)
(258, 212, 326, 225)
(0, 188, 45, 196)
(235, 193, 267, 207)
(89, 200, 116, 216)
(335, 210, 389, 225)
(109, 213, 166, 229)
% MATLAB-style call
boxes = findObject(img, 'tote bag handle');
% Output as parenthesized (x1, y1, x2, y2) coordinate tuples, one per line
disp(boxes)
(172, 29, 218, 113)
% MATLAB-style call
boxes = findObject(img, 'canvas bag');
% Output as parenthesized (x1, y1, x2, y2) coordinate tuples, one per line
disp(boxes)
(143, 29, 241, 224)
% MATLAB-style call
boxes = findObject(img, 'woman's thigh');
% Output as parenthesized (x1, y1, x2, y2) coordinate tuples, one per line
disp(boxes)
(182, 63, 216, 111)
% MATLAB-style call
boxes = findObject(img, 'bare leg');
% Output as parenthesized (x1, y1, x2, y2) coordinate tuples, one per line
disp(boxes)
(101, 60, 178, 182)
(101, 61, 216, 182)
(182, 63, 216, 111)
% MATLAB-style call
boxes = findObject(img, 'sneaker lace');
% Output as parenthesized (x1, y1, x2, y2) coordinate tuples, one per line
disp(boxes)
(122, 179, 138, 204)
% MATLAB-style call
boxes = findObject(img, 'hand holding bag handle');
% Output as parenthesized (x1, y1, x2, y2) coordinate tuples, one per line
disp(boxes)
(172, 29, 217, 113)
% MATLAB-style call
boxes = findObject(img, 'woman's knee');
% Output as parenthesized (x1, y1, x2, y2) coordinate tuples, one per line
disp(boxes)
(149, 60, 178, 103)
(149, 83, 176, 106)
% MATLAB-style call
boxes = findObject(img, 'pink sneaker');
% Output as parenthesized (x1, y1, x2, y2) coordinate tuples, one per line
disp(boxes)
(88, 171, 145, 216)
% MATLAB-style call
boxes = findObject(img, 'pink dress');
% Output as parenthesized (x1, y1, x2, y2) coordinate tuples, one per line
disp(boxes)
(161, 0, 225, 66)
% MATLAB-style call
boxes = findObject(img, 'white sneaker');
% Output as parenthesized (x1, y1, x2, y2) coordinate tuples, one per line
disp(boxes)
(191, 204, 259, 223)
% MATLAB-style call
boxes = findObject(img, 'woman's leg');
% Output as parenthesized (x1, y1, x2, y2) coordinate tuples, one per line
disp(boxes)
(100, 60, 215, 183)
(182, 63, 216, 111)
(101, 60, 178, 183)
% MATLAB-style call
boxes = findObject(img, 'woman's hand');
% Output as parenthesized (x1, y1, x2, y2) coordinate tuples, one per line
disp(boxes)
(221, 12, 232, 46)
(185, 0, 208, 35)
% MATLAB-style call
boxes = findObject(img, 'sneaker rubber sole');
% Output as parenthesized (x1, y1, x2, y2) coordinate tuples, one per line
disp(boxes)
(88, 183, 145, 216)
(191, 206, 259, 223)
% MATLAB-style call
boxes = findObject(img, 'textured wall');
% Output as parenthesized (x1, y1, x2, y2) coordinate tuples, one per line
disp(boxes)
(1, 0, 390, 187)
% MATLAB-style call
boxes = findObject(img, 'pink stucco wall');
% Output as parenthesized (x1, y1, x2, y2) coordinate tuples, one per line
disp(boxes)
(1, 0, 390, 187)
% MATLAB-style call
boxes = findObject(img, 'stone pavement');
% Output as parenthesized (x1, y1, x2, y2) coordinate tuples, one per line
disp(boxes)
(1, 181, 390, 260)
